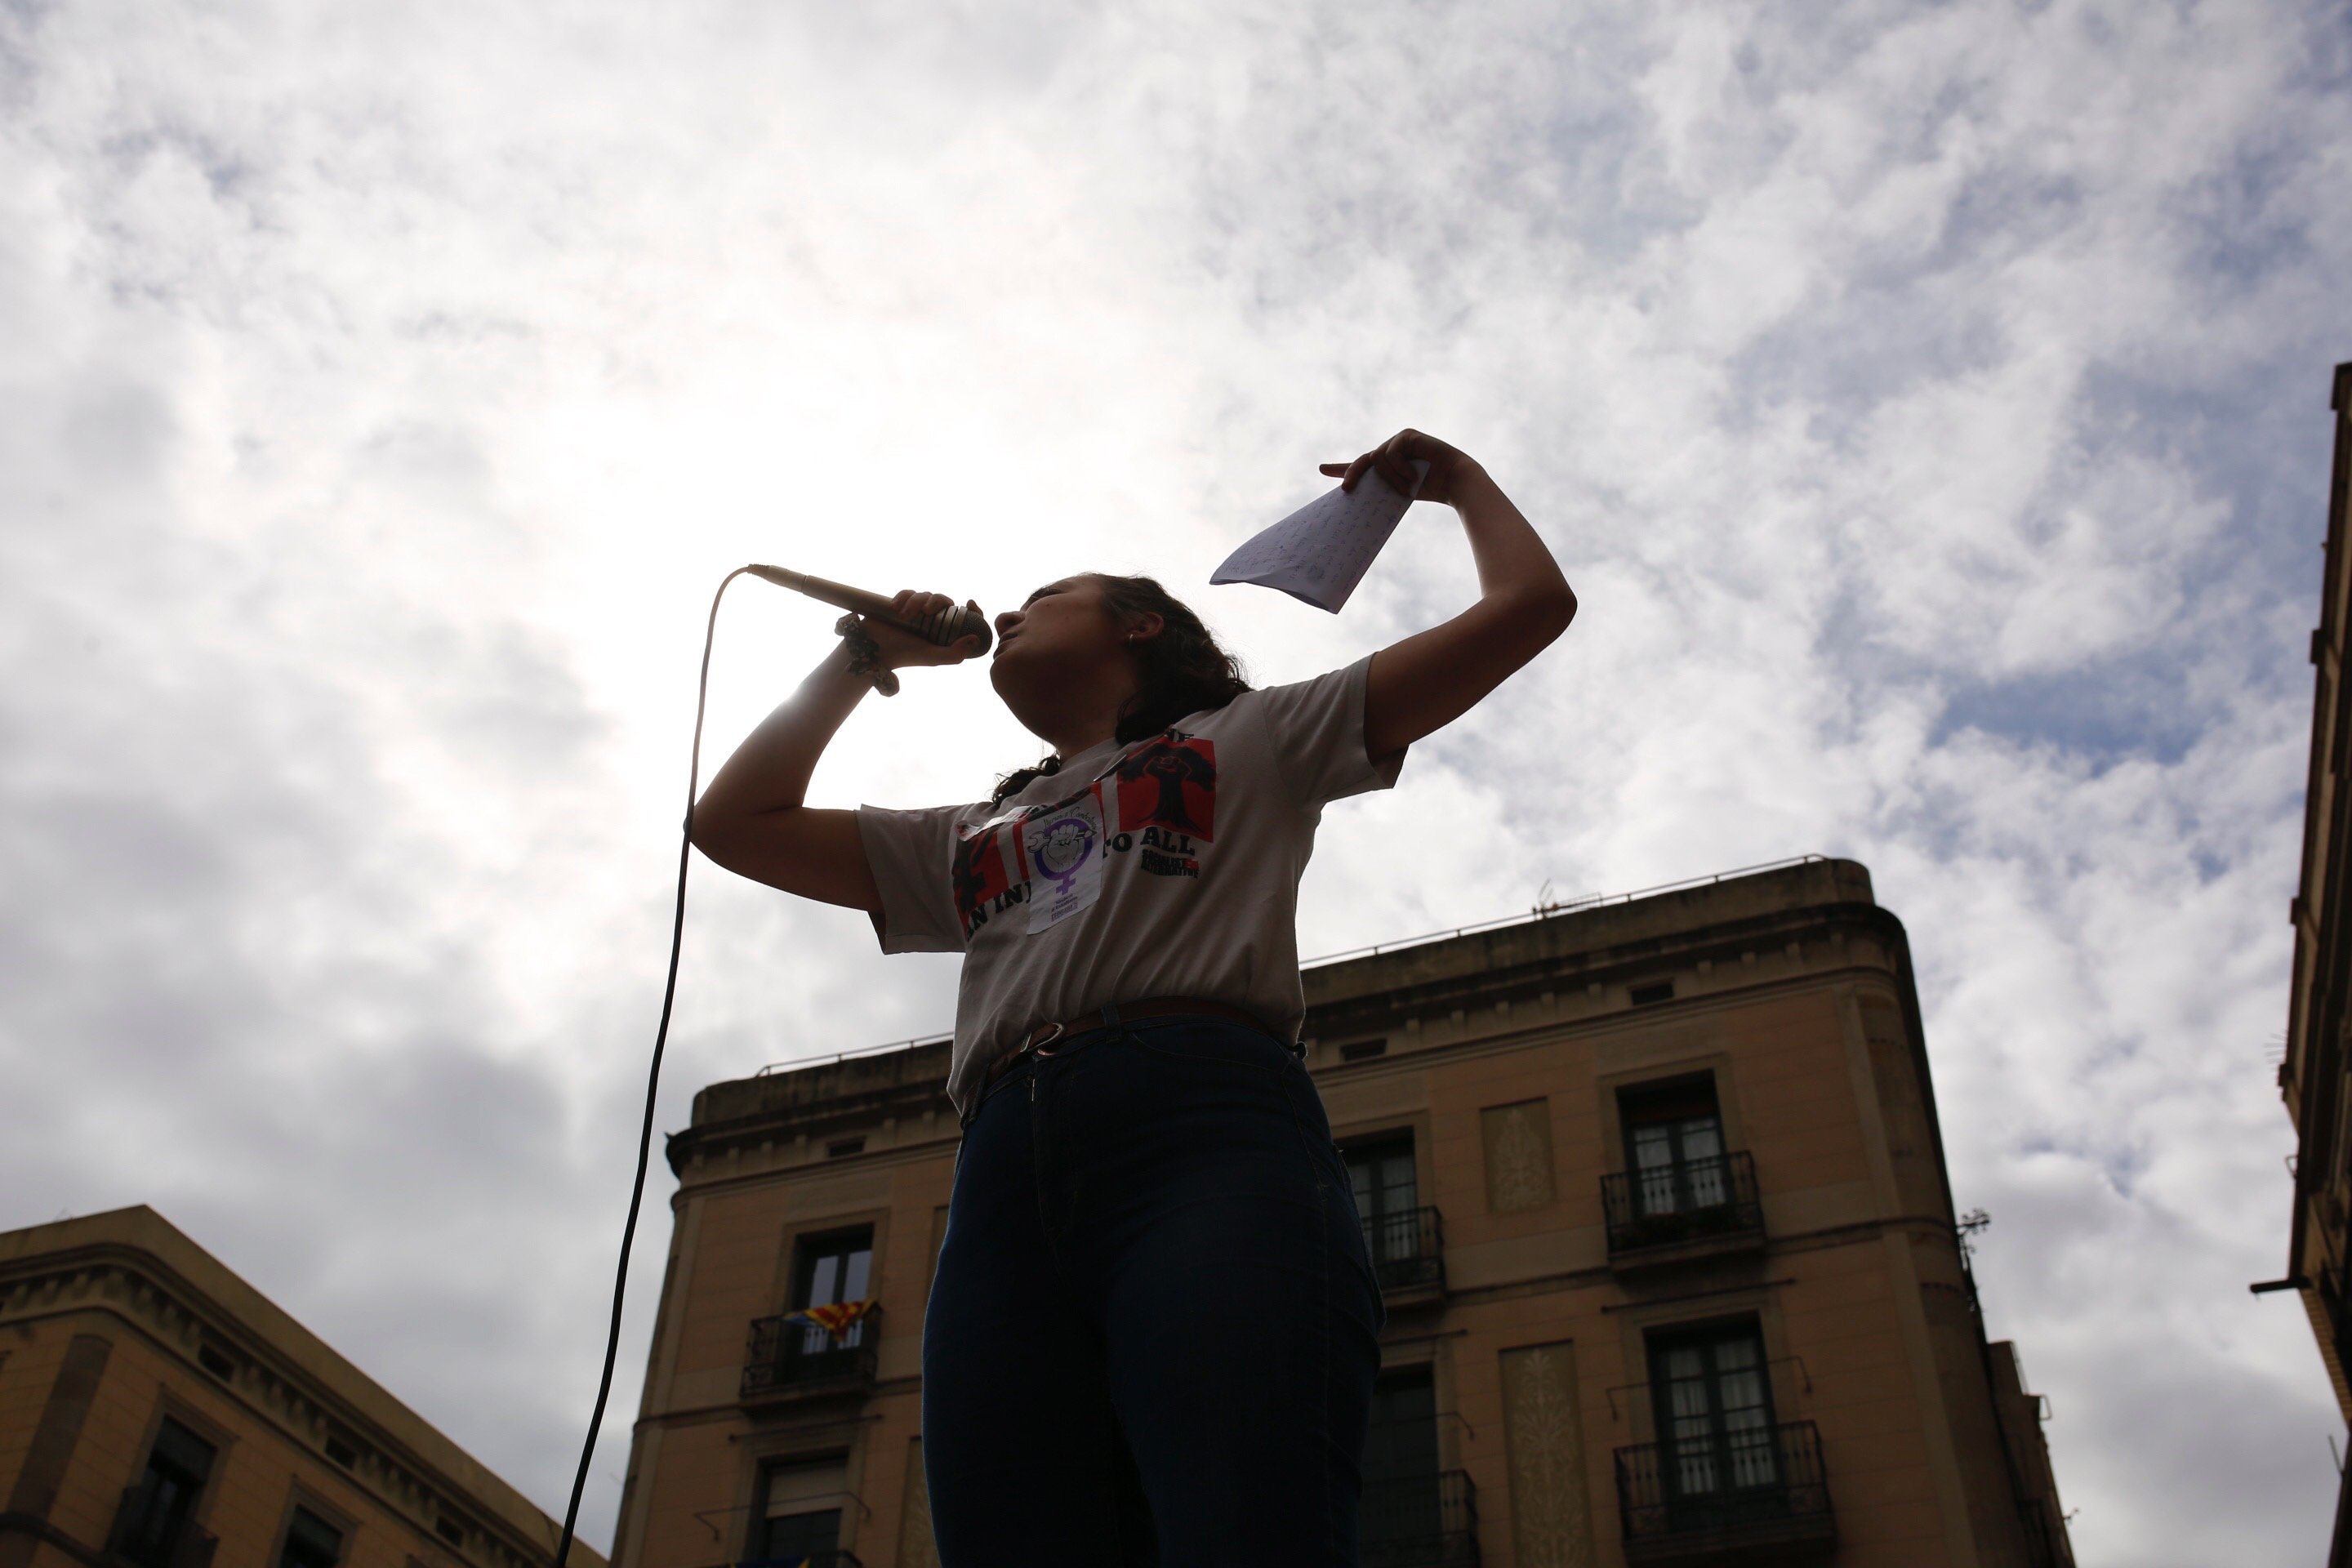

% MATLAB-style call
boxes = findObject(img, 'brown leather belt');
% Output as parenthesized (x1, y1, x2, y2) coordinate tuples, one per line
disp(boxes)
(973, 996, 1290, 1102)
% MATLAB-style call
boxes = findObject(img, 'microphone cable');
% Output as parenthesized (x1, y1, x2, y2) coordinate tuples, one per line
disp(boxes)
(550, 565, 750, 1568)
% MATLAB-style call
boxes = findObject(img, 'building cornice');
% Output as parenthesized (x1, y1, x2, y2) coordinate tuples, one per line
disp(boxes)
(665, 884, 1910, 1178)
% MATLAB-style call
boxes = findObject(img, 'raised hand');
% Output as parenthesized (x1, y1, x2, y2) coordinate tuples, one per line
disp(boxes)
(1320, 428, 1477, 507)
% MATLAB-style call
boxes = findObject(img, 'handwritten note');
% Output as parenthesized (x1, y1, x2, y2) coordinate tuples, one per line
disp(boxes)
(1209, 459, 1429, 612)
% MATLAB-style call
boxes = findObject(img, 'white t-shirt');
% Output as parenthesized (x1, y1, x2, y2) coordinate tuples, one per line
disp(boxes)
(857, 655, 1406, 1119)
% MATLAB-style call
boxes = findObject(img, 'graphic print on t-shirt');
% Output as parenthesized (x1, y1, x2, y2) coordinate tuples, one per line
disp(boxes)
(948, 733, 1222, 936)
(1116, 736, 1215, 878)
(951, 819, 1018, 938)
(1018, 786, 1107, 933)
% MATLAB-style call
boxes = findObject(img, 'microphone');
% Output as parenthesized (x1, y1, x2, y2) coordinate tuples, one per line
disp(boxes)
(745, 564, 992, 653)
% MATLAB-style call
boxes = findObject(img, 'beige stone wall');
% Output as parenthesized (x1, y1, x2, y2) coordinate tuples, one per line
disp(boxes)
(0, 1212, 599, 1568)
(619, 1139, 954, 1568)
(0, 1305, 582, 1568)
(1492, 970, 2020, 1566)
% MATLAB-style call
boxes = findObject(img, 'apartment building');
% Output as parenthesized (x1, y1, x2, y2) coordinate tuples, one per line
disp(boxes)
(2271, 358, 2352, 1564)
(613, 856, 2070, 1566)
(0, 1206, 598, 1568)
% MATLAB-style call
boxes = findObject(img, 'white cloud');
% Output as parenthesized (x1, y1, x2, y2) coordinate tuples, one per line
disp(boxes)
(2, 0, 2349, 1561)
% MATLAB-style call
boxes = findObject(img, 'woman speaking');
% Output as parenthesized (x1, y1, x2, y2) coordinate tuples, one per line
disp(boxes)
(691, 428, 1577, 1567)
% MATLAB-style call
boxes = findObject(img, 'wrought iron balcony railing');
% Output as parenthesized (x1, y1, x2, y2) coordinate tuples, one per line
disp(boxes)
(1613, 1419, 1833, 1560)
(1361, 1205, 1446, 1293)
(1601, 1152, 1765, 1259)
(1361, 1468, 1479, 1568)
(741, 1307, 882, 1400)
(105, 1479, 219, 1568)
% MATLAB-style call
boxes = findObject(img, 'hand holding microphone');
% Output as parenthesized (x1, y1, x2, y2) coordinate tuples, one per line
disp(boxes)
(854, 590, 991, 670)
(742, 564, 991, 672)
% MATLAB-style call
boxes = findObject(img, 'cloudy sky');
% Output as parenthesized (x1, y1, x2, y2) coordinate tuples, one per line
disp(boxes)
(4, 0, 2348, 1560)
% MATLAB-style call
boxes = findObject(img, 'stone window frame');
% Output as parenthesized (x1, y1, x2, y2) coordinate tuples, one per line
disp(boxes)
(123, 1384, 238, 1541)
(1371, 1337, 1468, 1472)
(1635, 1313, 1785, 1457)
(1329, 1114, 1437, 1224)
(1607, 1293, 1801, 1449)
(1592, 1052, 1749, 1178)
(734, 1437, 865, 1565)
(265, 1479, 363, 1568)
(766, 1208, 893, 1316)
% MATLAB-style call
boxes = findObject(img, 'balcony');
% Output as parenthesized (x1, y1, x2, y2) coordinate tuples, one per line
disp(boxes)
(105, 1481, 219, 1568)
(741, 1307, 882, 1402)
(1614, 1419, 1834, 1565)
(1361, 1469, 1479, 1568)
(1601, 1152, 1765, 1269)
(1363, 1205, 1446, 1305)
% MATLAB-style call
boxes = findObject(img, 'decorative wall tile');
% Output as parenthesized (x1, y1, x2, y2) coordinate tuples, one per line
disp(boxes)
(1500, 1340, 1595, 1568)
(1482, 1098, 1557, 1213)
(897, 1437, 938, 1568)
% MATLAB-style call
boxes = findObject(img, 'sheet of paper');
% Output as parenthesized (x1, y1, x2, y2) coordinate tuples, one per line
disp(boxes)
(1209, 458, 1429, 612)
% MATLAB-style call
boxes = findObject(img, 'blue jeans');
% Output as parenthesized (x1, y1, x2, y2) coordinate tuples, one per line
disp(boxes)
(922, 1015, 1387, 1566)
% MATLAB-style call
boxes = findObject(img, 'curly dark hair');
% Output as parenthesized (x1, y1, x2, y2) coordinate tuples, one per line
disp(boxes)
(989, 574, 1250, 805)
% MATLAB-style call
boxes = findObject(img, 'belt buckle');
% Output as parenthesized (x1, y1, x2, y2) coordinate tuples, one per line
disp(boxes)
(1027, 1020, 1069, 1058)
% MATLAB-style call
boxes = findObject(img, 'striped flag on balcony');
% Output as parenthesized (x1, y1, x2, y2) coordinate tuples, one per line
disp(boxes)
(783, 1298, 874, 1343)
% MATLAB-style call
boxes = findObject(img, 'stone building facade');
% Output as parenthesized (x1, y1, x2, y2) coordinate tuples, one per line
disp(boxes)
(2271, 358, 2352, 1564)
(614, 856, 2070, 1566)
(0, 1207, 598, 1568)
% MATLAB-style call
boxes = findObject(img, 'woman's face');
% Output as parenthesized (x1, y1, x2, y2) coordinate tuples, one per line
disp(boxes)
(988, 576, 1137, 719)
(991, 577, 1121, 674)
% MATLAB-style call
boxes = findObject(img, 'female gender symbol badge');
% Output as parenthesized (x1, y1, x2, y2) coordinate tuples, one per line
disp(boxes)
(1024, 789, 1107, 933)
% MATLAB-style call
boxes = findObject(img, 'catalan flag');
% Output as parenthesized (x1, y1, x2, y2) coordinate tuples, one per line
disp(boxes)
(782, 1298, 874, 1343)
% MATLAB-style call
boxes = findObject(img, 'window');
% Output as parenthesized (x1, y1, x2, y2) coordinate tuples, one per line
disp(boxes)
(113, 1418, 216, 1568)
(1619, 1077, 1728, 1218)
(754, 1458, 845, 1563)
(1343, 1135, 1419, 1275)
(1362, 1366, 1439, 1480)
(1359, 1367, 1443, 1552)
(1648, 1322, 1779, 1499)
(792, 1230, 875, 1353)
(276, 1505, 344, 1568)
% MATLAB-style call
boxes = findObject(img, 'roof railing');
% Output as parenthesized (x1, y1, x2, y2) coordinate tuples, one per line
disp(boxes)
(752, 1032, 954, 1078)
(1300, 853, 1829, 968)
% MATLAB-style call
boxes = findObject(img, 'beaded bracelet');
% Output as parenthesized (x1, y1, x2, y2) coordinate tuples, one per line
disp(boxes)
(835, 615, 901, 697)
